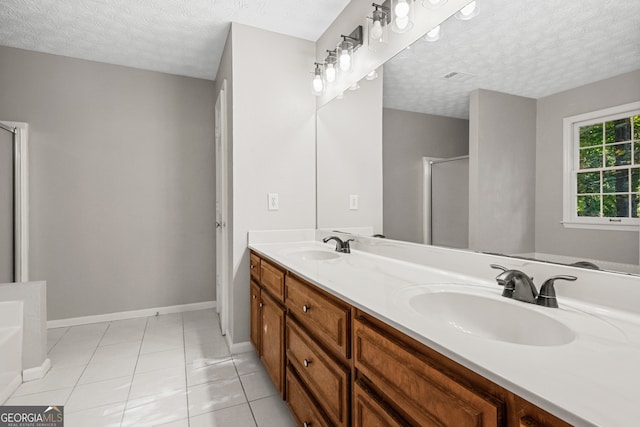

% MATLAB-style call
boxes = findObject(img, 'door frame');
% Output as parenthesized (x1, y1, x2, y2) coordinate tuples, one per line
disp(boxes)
(214, 81, 230, 336)
(0, 121, 29, 282)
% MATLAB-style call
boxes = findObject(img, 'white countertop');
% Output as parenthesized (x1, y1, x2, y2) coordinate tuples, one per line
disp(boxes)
(249, 240, 640, 427)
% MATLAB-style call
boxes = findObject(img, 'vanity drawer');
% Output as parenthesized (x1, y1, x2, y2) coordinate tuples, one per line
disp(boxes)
(353, 318, 502, 427)
(260, 258, 285, 302)
(249, 252, 261, 282)
(285, 274, 351, 360)
(286, 319, 350, 427)
(353, 381, 405, 427)
(286, 366, 331, 427)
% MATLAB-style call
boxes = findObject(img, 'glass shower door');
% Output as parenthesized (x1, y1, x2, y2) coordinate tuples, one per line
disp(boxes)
(0, 128, 14, 283)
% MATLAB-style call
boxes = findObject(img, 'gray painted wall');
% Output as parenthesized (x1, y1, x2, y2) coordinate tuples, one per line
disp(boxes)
(469, 89, 537, 254)
(0, 45, 216, 320)
(535, 70, 640, 264)
(0, 130, 12, 283)
(432, 158, 469, 249)
(383, 108, 468, 243)
(317, 76, 383, 234)
(229, 24, 316, 344)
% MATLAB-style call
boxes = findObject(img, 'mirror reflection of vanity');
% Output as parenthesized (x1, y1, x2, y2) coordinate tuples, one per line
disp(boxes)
(316, 0, 640, 275)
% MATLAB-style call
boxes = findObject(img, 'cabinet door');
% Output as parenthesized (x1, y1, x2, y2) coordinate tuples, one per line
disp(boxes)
(250, 280, 261, 354)
(286, 367, 331, 427)
(260, 291, 285, 397)
(353, 381, 405, 427)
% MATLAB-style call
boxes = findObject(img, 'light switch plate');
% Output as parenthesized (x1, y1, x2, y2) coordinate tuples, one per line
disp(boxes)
(349, 194, 358, 210)
(268, 193, 279, 211)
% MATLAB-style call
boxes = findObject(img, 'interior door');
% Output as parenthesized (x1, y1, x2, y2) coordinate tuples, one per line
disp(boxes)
(215, 81, 229, 336)
(431, 157, 469, 249)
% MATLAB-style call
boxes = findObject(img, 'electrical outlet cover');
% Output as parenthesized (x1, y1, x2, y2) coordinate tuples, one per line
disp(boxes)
(268, 193, 279, 210)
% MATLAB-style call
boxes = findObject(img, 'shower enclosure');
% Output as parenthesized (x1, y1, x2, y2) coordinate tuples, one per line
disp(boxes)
(0, 121, 28, 284)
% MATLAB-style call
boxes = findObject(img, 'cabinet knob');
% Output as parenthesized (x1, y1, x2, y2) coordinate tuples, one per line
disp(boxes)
(303, 359, 311, 368)
(252, 294, 257, 299)
(302, 305, 309, 313)
(259, 302, 264, 308)
(250, 264, 255, 269)
(303, 422, 311, 427)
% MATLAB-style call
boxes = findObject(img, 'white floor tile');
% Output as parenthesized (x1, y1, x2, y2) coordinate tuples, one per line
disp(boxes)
(249, 395, 296, 427)
(62, 323, 109, 342)
(140, 334, 184, 354)
(66, 376, 131, 412)
(232, 351, 261, 376)
(48, 346, 95, 368)
(12, 365, 85, 397)
(239, 370, 278, 402)
(185, 343, 230, 367)
(52, 336, 102, 352)
(189, 403, 257, 427)
(187, 377, 247, 417)
(5, 387, 73, 406)
(136, 348, 185, 373)
(155, 419, 189, 427)
(64, 402, 125, 427)
(91, 341, 142, 363)
(186, 359, 237, 387)
(184, 328, 225, 347)
(129, 365, 186, 400)
(100, 327, 146, 346)
(122, 390, 188, 427)
(78, 356, 137, 384)
(47, 327, 68, 351)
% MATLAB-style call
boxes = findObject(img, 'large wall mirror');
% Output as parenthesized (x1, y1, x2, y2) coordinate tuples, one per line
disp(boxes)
(316, 0, 640, 275)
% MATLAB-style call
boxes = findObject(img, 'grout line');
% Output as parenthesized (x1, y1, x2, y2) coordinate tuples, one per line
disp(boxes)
(117, 317, 150, 427)
(47, 326, 70, 353)
(181, 312, 191, 427)
(232, 355, 258, 427)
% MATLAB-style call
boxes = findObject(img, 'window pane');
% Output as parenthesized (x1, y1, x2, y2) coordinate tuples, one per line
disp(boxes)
(633, 168, 640, 192)
(580, 147, 602, 169)
(605, 118, 632, 143)
(603, 169, 629, 193)
(577, 171, 600, 194)
(635, 141, 640, 164)
(580, 123, 603, 147)
(633, 194, 640, 218)
(605, 143, 631, 167)
(634, 115, 640, 140)
(603, 194, 629, 217)
(577, 195, 600, 217)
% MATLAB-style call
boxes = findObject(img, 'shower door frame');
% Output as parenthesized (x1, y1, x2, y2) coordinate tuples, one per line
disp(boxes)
(0, 121, 29, 282)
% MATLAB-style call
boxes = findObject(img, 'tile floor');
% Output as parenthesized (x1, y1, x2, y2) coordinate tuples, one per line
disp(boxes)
(5, 309, 296, 427)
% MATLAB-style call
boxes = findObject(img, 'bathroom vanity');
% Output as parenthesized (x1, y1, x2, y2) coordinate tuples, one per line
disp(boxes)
(248, 234, 640, 427)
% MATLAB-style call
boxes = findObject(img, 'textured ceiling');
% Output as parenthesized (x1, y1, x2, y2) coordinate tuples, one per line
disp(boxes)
(0, 0, 350, 80)
(383, 0, 640, 119)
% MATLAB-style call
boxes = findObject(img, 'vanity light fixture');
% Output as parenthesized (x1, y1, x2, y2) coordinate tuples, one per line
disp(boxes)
(391, 0, 414, 33)
(365, 69, 379, 80)
(324, 49, 338, 83)
(422, 0, 447, 8)
(423, 24, 442, 41)
(455, 0, 479, 20)
(337, 26, 364, 72)
(349, 82, 361, 91)
(312, 63, 324, 96)
(368, 2, 391, 50)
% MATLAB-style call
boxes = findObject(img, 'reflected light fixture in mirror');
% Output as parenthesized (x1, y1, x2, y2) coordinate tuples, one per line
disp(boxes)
(423, 24, 442, 41)
(366, 69, 379, 80)
(391, 0, 415, 33)
(337, 26, 364, 72)
(423, 0, 448, 8)
(325, 50, 337, 83)
(312, 63, 324, 96)
(455, 0, 479, 20)
(368, 3, 390, 51)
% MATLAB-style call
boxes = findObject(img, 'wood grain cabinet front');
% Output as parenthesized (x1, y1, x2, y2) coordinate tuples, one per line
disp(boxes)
(250, 279, 261, 353)
(286, 366, 332, 427)
(250, 252, 261, 282)
(260, 258, 286, 303)
(260, 290, 285, 397)
(353, 380, 405, 427)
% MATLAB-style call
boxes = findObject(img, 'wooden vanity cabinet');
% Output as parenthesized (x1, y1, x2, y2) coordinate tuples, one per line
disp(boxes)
(250, 280, 261, 352)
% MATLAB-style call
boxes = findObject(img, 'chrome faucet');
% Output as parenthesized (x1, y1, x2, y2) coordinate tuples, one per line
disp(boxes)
(490, 264, 576, 308)
(322, 236, 354, 253)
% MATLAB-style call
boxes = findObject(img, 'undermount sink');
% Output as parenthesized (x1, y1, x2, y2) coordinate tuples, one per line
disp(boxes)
(290, 249, 340, 261)
(408, 287, 576, 346)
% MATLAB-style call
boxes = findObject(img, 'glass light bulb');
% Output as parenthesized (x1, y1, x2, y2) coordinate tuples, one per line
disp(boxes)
(365, 69, 378, 80)
(312, 74, 324, 94)
(370, 19, 384, 40)
(424, 25, 441, 41)
(395, 0, 410, 18)
(460, 0, 476, 16)
(339, 51, 351, 71)
(325, 63, 336, 83)
(395, 15, 410, 30)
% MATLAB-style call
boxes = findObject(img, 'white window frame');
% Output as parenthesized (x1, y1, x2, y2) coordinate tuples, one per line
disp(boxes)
(562, 101, 640, 231)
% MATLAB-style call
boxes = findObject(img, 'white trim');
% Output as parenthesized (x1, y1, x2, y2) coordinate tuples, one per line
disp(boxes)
(0, 121, 29, 282)
(227, 336, 254, 355)
(47, 301, 215, 329)
(22, 358, 51, 382)
(562, 101, 640, 229)
(0, 373, 22, 404)
(422, 157, 443, 244)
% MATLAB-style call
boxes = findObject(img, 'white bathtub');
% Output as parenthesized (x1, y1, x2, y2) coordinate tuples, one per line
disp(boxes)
(0, 300, 23, 404)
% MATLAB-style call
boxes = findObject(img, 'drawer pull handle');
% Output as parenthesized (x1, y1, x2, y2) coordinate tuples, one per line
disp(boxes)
(252, 295, 257, 299)
(303, 359, 311, 367)
(259, 302, 264, 308)
(302, 305, 310, 313)
(250, 264, 255, 269)
(303, 422, 311, 427)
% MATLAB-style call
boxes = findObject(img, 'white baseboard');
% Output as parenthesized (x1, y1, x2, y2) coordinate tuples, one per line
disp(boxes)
(47, 301, 216, 329)
(224, 333, 254, 355)
(0, 373, 22, 404)
(23, 358, 51, 382)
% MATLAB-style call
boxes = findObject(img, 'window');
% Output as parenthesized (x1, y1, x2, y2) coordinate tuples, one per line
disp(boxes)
(563, 101, 640, 230)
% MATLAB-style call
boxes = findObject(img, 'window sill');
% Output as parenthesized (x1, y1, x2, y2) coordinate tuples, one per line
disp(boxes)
(561, 221, 639, 232)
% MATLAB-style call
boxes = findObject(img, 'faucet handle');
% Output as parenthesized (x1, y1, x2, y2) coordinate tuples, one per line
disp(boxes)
(536, 275, 577, 308)
(342, 238, 354, 253)
(490, 264, 508, 275)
